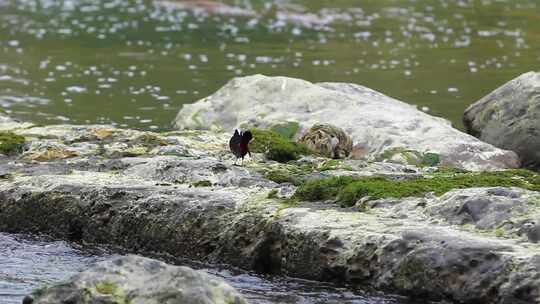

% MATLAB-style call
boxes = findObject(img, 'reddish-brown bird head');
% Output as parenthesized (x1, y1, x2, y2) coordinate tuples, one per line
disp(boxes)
(229, 129, 252, 165)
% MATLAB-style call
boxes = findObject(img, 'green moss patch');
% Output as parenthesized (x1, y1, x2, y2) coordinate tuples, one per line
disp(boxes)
(94, 281, 129, 303)
(262, 163, 317, 185)
(295, 176, 357, 202)
(422, 153, 441, 167)
(265, 169, 296, 184)
(0, 132, 25, 155)
(95, 281, 118, 295)
(318, 159, 354, 171)
(394, 258, 430, 291)
(192, 180, 212, 187)
(133, 133, 168, 148)
(294, 169, 540, 207)
(276, 198, 300, 215)
(269, 122, 300, 140)
(264, 169, 306, 185)
(319, 159, 340, 171)
(378, 147, 441, 167)
(250, 128, 312, 163)
(267, 189, 279, 199)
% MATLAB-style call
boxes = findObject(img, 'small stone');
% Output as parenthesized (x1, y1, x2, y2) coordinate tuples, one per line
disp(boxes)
(522, 222, 540, 243)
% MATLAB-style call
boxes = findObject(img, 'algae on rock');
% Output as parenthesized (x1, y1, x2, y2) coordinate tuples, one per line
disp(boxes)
(294, 169, 540, 207)
(249, 128, 312, 163)
(26, 255, 248, 304)
(0, 131, 25, 155)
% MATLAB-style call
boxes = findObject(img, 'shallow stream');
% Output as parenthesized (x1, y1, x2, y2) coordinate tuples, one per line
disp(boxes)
(0, 232, 412, 304)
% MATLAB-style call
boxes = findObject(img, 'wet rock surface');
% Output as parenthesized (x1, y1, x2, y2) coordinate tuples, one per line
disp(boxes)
(464, 71, 540, 169)
(174, 74, 520, 171)
(25, 255, 247, 304)
(1, 113, 540, 303)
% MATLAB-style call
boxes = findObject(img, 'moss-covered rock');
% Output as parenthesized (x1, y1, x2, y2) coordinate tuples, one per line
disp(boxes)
(0, 131, 25, 155)
(263, 165, 312, 185)
(250, 128, 312, 163)
(192, 180, 212, 187)
(294, 169, 540, 207)
(264, 169, 296, 184)
(132, 133, 168, 148)
(267, 189, 279, 199)
(294, 176, 357, 202)
(27, 255, 247, 304)
(378, 147, 441, 167)
(269, 121, 300, 140)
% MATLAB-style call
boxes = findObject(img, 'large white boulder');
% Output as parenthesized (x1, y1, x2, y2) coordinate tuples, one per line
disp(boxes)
(174, 74, 519, 171)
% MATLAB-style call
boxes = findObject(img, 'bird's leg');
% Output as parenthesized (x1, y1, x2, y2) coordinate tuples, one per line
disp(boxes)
(241, 157, 244, 167)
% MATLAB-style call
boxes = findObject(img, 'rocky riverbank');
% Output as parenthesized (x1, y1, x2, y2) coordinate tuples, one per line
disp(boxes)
(1, 75, 540, 303)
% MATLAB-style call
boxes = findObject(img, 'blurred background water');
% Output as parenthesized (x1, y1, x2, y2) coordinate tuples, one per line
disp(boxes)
(0, 0, 538, 130)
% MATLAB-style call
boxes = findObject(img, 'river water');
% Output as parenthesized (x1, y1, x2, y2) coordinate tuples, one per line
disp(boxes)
(0, 0, 539, 130)
(1, 1, 538, 302)
(0, 233, 410, 304)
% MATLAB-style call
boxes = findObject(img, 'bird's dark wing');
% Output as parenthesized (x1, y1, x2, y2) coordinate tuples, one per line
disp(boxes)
(241, 130, 253, 158)
(229, 130, 242, 157)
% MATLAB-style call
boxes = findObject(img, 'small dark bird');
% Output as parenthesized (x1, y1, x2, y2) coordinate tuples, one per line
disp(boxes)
(229, 129, 253, 166)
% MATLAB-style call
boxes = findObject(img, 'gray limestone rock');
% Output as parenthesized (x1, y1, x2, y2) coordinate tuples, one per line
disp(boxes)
(464, 71, 540, 168)
(26, 255, 247, 304)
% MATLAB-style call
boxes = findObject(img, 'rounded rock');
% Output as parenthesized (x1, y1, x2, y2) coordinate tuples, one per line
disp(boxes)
(463, 71, 540, 168)
(298, 123, 353, 159)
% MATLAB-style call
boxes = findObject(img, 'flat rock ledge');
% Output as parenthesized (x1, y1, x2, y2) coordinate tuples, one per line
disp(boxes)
(25, 255, 247, 304)
(1, 114, 540, 304)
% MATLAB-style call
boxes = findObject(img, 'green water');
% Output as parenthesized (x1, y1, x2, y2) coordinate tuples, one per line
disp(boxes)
(0, 0, 539, 130)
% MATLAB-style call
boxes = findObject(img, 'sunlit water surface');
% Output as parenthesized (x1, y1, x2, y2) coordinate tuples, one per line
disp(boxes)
(0, 0, 539, 130)
(0, 233, 411, 304)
